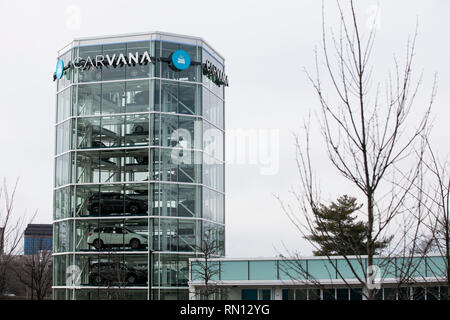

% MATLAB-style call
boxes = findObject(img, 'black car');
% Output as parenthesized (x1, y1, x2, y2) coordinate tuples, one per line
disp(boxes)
(86, 192, 148, 215)
(89, 262, 147, 286)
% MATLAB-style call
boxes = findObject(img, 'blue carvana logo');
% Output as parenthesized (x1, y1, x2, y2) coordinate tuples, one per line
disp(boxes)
(171, 50, 191, 71)
(56, 60, 65, 79)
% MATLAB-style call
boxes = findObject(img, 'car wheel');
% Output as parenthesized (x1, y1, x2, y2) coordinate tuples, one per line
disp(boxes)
(130, 238, 140, 249)
(134, 125, 144, 134)
(135, 156, 146, 164)
(93, 239, 104, 250)
(129, 204, 139, 215)
(92, 275, 103, 285)
(91, 205, 100, 215)
(127, 274, 137, 285)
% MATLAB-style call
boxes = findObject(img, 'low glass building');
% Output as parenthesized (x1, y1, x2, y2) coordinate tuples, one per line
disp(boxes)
(189, 255, 449, 300)
(53, 32, 226, 300)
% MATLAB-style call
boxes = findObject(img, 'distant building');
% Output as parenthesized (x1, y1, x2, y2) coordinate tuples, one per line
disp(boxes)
(24, 224, 53, 255)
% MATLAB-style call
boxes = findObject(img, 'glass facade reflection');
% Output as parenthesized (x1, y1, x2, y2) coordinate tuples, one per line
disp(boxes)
(53, 32, 226, 300)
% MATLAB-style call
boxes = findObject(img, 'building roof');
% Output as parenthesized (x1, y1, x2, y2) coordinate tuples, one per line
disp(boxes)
(57, 31, 225, 63)
(24, 224, 53, 237)
(189, 255, 447, 284)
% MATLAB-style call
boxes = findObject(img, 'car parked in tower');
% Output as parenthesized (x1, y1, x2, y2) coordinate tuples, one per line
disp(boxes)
(86, 192, 148, 215)
(88, 261, 148, 286)
(87, 226, 148, 250)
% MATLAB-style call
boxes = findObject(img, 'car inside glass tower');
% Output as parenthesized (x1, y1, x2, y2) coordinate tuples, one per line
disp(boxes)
(53, 32, 226, 300)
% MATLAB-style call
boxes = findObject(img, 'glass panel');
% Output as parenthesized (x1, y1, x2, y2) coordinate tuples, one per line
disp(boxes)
(57, 87, 71, 122)
(397, 287, 411, 300)
(202, 222, 224, 256)
(54, 186, 72, 220)
(374, 257, 396, 279)
(202, 89, 224, 129)
(126, 80, 149, 113)
(203, 156, 224, 191)
(154, 148, 200, 183)
(76, 84, 101, 116)
(203, 188, 224, 223)
(159, 114, 199, 149)
(154, 183, 199, 217)
(202, 49, 225, 99)
(53, 255, 71, 286)
(396, 257, 426, 279)
(55, 153, 72, 187)
(322, 288, 335, 300)
(426, 286, 440, 300)
(427, 256, 446, 278)
(383, 287, 397, 300)
(336, 288, 349, 300)
(101, 43, 127, 81)
(203, 121, 223, 161)
(54, 221, 72, 252)
(308, 259, 336, 280)
(57, 50, 72, 90)
(77, 45, 102, 83)
(278, 260, 307, 281)
(282, 289, 293, 300)
(161, 81, 199, 115)
(221, 261, 248, 281)
(440, 286, 449, 300)
(101, 82, 125, 114)
(260, 289, 271, 300)
(154, 254, 190, 287)
(412, 287, 426, 300)
(350, 288, 364, 300)
(308, 288, 321, 300)
(374, 288, 383, 300)
(153, 218, 197, 252)
(295, 289, 307, 300)
(53, 289, 67, 300)
(56, 120, 71, 155)
(336, 258, 366, 280)
(241, 289, 257, 300)
(76, 116, 102, 149)
(126, 41, 152, 79)
(249, 261, 277, 280)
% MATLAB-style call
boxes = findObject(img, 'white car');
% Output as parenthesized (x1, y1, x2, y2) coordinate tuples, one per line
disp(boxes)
(87, 226, 148, 250)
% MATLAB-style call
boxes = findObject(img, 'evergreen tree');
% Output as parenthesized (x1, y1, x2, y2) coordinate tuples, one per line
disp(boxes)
(306, 195, 391, 256)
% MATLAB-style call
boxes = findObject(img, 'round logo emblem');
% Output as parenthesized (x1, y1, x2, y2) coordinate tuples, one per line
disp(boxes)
(56, 60, 65, 79)
(170, 50, 191, 71)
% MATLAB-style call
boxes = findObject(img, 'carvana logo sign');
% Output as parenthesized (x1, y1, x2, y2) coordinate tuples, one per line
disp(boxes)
(55, 60, 65, 79)
(170, 50, 191, 71)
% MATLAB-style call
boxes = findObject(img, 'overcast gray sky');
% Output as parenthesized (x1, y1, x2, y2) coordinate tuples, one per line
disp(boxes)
(0, 0, 448, 257)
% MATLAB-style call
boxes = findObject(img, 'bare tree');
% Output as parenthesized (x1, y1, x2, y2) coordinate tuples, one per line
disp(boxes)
(12, 246, 53, 300)
(277, 0, 436, 300)
(403, 139, 450, 299)
(190, 228, 224, 300)
(0, 179, 36, 298)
